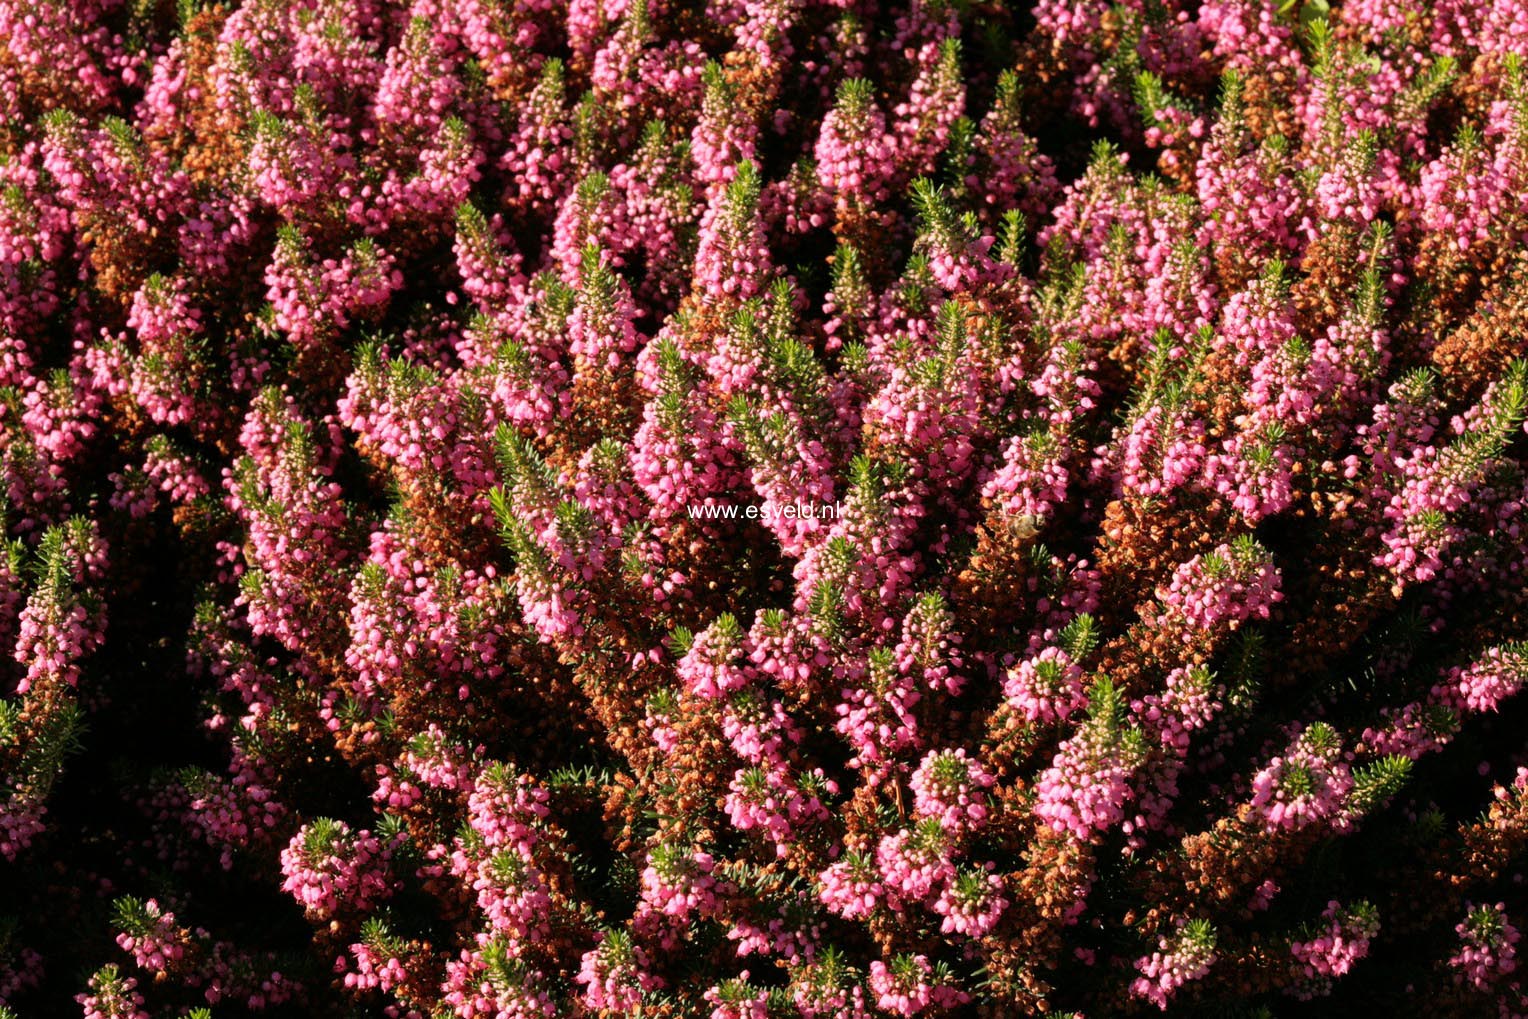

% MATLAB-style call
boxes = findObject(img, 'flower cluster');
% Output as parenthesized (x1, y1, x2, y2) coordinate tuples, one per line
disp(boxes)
(2, 1, 1528, 1017)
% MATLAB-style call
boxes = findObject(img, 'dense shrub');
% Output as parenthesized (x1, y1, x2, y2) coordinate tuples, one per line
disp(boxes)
(2, 0, 1528, 1016)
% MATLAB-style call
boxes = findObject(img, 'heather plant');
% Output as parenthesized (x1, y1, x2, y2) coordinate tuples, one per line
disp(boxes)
(2, 1, 1528, 1017)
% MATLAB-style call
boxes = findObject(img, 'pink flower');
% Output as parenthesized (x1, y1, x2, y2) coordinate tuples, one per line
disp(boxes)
(909, 748, 996, 831)
(1450, 903, 1521, 992)
(1131, 919, 1219, 1010)
(867, 954, 968, 1016)
(1288, 901, 1380, 999)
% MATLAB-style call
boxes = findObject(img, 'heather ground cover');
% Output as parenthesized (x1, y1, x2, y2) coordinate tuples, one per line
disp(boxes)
(3, 0, 1528, 1016)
